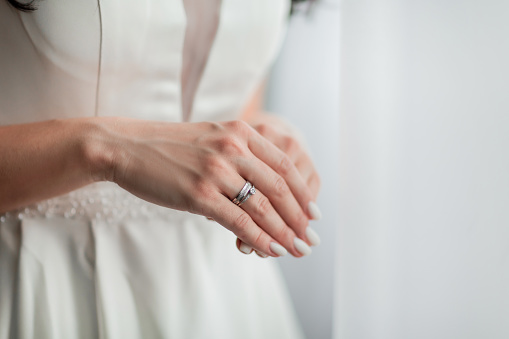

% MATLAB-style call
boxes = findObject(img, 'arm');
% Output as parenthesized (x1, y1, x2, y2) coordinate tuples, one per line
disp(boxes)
(0, 115, 318, 258)
(0, 117, 112, 213)
(0, 80, 274, 215)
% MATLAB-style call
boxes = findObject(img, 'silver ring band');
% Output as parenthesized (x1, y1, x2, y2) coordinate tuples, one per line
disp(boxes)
(232, 181, 256, 206)
(238, 184, 256, 206)
(232, 181, 251, 205)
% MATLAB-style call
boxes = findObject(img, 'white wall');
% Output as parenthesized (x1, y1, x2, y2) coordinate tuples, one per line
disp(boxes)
(336, 1, 509, 338)
(265, 1, 340, 338)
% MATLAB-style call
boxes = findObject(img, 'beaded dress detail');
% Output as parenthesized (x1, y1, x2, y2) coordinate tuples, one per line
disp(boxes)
(0, 183, 188, 225)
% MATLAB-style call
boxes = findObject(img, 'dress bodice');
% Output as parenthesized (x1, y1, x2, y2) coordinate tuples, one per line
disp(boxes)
(0, 0, 290, 125)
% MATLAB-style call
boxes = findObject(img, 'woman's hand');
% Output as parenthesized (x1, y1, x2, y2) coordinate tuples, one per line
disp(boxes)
(249, 112, 322, 200)
(235, 112, 322, 257)
(92, 117, 320, 257)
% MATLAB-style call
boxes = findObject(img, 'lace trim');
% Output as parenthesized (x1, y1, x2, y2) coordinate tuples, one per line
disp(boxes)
(0, 183, 186, 224)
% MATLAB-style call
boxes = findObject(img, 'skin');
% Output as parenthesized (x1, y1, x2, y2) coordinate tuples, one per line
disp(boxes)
(0, 84, 321, 258)
(236, 83, 321, 256)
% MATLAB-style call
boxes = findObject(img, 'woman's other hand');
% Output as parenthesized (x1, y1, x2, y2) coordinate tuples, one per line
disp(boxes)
(235, 112, 322, 257)
(250, 112, 321, 202)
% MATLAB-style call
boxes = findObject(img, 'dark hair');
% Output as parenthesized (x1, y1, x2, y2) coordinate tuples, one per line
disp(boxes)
(7, 0, 36, 11)
(8, 0, 312, 13)
(290, 0, 312, 15)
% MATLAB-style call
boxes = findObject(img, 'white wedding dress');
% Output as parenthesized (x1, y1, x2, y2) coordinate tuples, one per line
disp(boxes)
(0, 0, 305, 338)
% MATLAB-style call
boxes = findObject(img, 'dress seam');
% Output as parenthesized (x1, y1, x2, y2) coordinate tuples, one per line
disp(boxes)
(94, 0, 103, 117)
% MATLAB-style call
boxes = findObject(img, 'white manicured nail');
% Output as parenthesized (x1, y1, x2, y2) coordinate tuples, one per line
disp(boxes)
(239, 242, 253, 255)
(306, 227, 321, 246)
(255, 251, 268, 258)
(294, 238, 312, 256)
(270, 242, 288, 257)
(308, 201, 322, 220)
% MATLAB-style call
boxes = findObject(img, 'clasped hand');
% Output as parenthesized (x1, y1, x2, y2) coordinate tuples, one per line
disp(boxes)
(102, 117, 321, 258)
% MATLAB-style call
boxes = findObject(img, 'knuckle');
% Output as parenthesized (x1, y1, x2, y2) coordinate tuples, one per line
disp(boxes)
(284, 137, 299, 153)
(294, 212, 309, 231)
(281, 136, 292, 148)
(234, 213, 252, 235)
(273, 176, 289, 197)
(203, 154, 228, 176)
(215, 135, 246, 157)
(192, 179, 215, 207)
(277, 155, 293, 176)
(252, 230, 265, 248)
(208, 121, 223, 131)
(254, 196, 272, 216)
(255, 123, 271, 135)
(275, 224, 293, 243)
(225, 120, 250, 135)
(194, 178, 213, 197)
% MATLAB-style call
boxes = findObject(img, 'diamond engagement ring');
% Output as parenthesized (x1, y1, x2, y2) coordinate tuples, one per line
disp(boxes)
(232, 181, 256, 206)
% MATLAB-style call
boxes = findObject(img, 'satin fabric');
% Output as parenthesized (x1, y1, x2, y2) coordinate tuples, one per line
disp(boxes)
(0, 0, 305, 338)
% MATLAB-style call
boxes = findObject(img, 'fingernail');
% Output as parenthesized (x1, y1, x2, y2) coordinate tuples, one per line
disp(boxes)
(239, 242, 253, 255)
(269, 242, 288, 257)
(256, 251, 268, 258)
(308, 201, 322, 220)
(306, 227, 321, 246)
(294, 237, 312, 256)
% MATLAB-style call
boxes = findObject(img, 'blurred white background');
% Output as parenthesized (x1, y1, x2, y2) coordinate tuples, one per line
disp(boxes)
(265, 1, 340, 338)
(336, 1, 509, 339)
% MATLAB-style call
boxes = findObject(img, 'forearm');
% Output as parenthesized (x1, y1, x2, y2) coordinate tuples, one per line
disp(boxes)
(0, 117, 113, 213)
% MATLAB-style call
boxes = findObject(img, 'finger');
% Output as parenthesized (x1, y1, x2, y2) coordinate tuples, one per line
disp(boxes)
(255, 250, 268, 258)
(257, 126, 321, 201)
(235, 155, 312, 251)
(255, 125, 300, 162)
(247, 132, 318, 220)
(307, 172, 321, 201)
(236, 237, 253, 255)
(294, 154, 315, 182)
(237, 238, 268, 258)
(295, 155, 321, 199)
(258, 127, 317, 195)
(201, 192, 287, 257)
(220, 174, 307, 256)
(237, 186, 310, 257)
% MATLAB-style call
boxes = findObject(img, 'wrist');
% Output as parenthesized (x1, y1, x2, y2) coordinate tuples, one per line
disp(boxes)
(79, 117, 124, 183)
